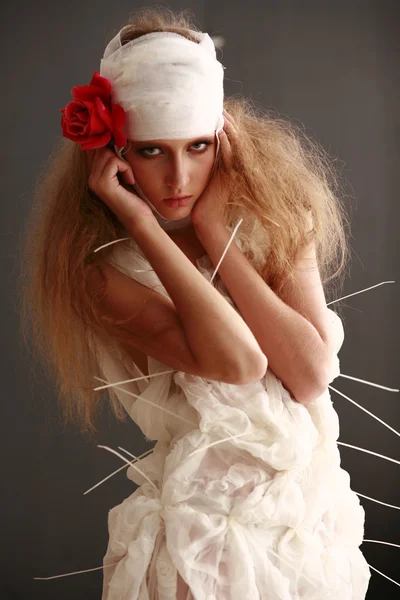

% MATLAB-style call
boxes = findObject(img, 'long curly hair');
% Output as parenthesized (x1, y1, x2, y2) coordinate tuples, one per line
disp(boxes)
(18, 6, 350, 435)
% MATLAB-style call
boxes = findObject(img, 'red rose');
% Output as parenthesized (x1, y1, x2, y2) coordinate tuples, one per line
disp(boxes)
(60, 71, 126, 150)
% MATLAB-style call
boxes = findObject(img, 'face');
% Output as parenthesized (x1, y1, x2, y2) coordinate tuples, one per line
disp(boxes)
(124, 134, 217, 218)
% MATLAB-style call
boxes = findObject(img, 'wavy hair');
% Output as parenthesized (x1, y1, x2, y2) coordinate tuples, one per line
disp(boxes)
(18, 6, 350, 434)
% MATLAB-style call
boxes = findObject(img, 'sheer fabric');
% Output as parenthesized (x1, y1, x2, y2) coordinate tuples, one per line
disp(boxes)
(97, 238, 370, 600)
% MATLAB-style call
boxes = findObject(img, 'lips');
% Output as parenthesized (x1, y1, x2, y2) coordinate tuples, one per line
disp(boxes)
(163, 195, 192, 207)
(163, 195, 192, 202)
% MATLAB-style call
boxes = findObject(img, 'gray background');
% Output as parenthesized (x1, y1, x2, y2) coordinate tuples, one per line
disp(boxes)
(1, 0, 399, 598)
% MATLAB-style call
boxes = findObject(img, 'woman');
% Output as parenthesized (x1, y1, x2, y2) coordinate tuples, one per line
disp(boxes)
(21, 7, 370, 600)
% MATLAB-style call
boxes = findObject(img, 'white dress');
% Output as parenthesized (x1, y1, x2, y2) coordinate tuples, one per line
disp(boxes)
(96, 237, 371, 600)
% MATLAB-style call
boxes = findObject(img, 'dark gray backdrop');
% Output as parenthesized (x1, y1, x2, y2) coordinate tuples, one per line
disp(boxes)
(2, 1, 399, 598)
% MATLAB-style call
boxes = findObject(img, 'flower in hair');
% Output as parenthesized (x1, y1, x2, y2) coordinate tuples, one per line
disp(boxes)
(60, 71, 126, 150)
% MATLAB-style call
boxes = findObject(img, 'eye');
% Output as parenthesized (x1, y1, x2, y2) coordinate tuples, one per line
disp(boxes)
(190, 140, 212, 152)
(138, 147, 162, 157)
(136, 140, 213, 158)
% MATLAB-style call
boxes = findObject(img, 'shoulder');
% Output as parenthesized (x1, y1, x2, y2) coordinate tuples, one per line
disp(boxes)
(274, 235, 335, 345)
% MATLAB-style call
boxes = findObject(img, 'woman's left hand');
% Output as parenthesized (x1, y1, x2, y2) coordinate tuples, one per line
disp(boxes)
(191, 109, 239, 229)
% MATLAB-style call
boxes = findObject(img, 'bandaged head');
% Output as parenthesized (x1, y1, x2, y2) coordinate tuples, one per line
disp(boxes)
(99, 28, 225, 230)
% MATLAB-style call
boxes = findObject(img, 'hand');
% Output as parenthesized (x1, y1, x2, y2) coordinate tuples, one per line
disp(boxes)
(191, 109, 240, 229)
(86, 146, 157, 231)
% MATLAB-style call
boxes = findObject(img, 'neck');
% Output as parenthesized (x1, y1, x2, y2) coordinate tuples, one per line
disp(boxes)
(157, 213, 193, 232)
(167, 221, 197, 240)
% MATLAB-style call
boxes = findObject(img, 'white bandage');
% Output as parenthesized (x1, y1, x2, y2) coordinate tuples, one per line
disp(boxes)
(100, 29, 225, 142)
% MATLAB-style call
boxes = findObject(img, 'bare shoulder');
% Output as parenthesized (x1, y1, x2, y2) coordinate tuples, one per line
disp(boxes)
(276, 238, 334, 344)
(87, 260, 178, 339)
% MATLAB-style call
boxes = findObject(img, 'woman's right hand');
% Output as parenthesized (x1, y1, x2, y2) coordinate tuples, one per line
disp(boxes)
(86, 146, 157, 231)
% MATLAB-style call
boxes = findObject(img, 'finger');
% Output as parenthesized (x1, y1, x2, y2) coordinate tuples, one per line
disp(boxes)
(222, 109, 238, 130)
(88, 152, 113, 193)
(90, 148, 121, 182)
(222, 115, 239, 141)
(87, 148, 105, 179)
(102, 156, 137, 191)
(218, 130, 233, 170)
(92, 147, 117, 172)
(98, 153, 132, 184)
(119, 163, 135, 186)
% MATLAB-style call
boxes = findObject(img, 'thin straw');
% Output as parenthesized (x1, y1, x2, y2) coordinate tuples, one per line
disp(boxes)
(356, 492, 400, 511)
(327, 281, 395, 306)
(94, 376, 198, 428)
(337, 441, 400, 466)
(83, 447, 154, 495)
(338, 374, 399, 393)
(34, 561, 120, 580)
(187, 431, 251, 458)
(93, 237, 131, 252)
(97, 445, 159, 493)
(94, 369, 174, 391)
(363, 540, 400, 549)
(210, 219, 243, 284)
(329, 385, 400, 438)
(368, 564, 400, 587)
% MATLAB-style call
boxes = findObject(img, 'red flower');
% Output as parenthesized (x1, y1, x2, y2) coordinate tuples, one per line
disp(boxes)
(60, 71, 126, 150)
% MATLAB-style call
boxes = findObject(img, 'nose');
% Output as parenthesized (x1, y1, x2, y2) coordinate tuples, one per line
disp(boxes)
(165, 154, 190, 193)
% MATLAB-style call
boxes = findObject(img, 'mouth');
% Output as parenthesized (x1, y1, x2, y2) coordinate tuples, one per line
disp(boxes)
(163, 195, 193, 207)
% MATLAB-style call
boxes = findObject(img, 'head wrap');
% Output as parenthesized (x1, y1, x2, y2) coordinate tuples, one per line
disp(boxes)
(100, 28, 224, 141)
(99, 28, 225, 231)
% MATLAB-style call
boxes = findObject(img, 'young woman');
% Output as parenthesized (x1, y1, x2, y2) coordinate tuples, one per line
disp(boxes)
(21, 7, 371, 600)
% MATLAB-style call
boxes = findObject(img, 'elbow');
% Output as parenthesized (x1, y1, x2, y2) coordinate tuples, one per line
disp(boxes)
(294, 382, 328, 405)
(293, 344, 338, 405)
(230, 352, 268, 385)
(252, 352, 269, 381)
(293, 365, 331, 405)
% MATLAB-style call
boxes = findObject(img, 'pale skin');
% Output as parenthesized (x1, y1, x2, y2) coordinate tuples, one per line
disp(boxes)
(87, 110, 337, 402)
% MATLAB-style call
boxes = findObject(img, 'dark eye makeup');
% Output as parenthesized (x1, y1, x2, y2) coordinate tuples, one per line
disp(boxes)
(135, 139, 214, 158)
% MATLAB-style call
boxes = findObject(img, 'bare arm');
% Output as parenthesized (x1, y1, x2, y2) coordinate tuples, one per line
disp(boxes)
(86, 145, 267, 384)
(195, 220, 336, 404)
(128, 218, 268, 383)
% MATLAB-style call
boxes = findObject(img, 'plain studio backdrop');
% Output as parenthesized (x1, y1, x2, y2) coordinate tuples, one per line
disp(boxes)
(1, 1, 399, 599)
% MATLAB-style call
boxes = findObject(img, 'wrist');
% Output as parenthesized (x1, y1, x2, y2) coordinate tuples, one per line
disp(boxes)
(194, 218, 226, 240)
(127, 214, 161, 239)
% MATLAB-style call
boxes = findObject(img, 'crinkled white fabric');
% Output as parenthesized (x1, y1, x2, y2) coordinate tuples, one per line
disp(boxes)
(97, 238, 371, 599)
(100, 30, 225, 141)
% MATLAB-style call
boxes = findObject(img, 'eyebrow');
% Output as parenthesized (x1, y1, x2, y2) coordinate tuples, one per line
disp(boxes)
(131, 135, 214, 148)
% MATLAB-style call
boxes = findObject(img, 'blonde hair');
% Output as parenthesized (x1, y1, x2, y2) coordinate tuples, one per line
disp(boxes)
(18, 6, 350, 435)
